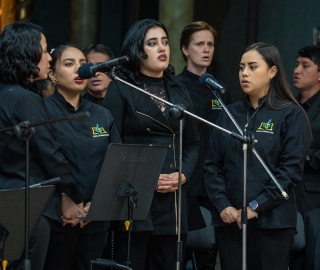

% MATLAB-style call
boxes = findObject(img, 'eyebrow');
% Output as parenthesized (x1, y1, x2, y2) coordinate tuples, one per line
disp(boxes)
(62, 58, 87, 62)
(297, 60, 311, 64)
(146, 36, 168, 43)
(240, 61, 258, 65)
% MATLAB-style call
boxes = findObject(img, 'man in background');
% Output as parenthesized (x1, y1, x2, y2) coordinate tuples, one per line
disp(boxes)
(83, 44, 115, 104)
(290, 45, 320, 270)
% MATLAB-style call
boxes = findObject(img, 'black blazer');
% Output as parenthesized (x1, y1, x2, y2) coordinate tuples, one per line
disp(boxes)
(295, 92, 320, 214)
(102, 72, 201, 234)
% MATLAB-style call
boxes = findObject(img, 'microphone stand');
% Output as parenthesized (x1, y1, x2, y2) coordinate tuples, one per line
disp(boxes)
(108, 73, 288, 270)
(0, 112, 90, 270)
(167, 106, 186, 270)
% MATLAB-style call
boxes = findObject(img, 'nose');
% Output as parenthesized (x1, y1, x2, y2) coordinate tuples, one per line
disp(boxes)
(158, 43, 165, 52)
(240, 66, 248, 76)
(76, 65, 82, 74)
(294, 65, 301, 74)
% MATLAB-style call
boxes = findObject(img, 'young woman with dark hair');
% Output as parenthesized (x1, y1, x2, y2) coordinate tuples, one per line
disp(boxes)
(0, 22, 84, 270)
(43, 44, 121, 270)
(204, 42, 311, 270)
(102, 18, 200, 270)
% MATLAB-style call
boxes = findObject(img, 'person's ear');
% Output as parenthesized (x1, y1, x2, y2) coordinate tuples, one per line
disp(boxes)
(48, 70, 58, 86)
(270, 65, 278, 79)
(181, 45, 188, 58)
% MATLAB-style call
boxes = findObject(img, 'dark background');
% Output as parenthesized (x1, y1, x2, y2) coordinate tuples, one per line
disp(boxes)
(32, 0, 320, 102)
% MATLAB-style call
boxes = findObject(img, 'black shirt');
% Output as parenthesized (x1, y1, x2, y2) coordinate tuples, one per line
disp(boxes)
(0, 83, 81, 221)
(82, 91, 104, 105)
(44, 90, 121, 203)
(297, 90, 320, 112)
(204, 97, 311, 228)
(177, 67, 232, 196)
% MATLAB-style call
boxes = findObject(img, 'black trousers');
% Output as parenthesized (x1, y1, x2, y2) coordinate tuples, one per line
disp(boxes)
(44, 225, 106, 270)
(8, 215, 51, 270)
(216, 220, 295, 270)
(105, 231, 187, 270)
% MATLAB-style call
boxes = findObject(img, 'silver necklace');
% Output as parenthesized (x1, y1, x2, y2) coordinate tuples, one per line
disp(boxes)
(245, 97, 266, 128)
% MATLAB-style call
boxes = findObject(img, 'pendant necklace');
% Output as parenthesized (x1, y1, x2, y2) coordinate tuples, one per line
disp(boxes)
(245, 97, 266, 128)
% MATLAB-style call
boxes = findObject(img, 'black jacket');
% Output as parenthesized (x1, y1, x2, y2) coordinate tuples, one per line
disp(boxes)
(177, 67, 232, 196)
(204, 97, 311, 228)
(0, 84, 80, 221)
(102, 72, 200, 234)
(295, 91, 320, 213)
(44, 90, 121, 232)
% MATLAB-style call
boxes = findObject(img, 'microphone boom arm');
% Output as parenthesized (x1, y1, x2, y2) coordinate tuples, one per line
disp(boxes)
(111, 73, 288, 199)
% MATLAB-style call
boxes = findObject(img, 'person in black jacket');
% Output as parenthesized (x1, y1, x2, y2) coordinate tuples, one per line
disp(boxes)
(289, 45, 320, 270)
(102, 18, 200, 270)
(0, 22, 84, 270)
(43, 44, 121, 270)
(177, 21, 232, 270)
(204, 42, 311, 270)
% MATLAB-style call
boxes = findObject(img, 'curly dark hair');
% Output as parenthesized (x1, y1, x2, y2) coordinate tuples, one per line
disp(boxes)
(0, 21, 44, 87)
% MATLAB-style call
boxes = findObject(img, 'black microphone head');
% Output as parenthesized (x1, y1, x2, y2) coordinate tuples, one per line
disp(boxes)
(199, 73, 225, 94)
(78, 63, 94, 79)
(199, 73, 214, 86)
(118, 55, 130, 64)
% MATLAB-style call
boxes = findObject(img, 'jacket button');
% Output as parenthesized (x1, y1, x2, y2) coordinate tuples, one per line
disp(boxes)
(168, 144, 172, 148)
(146, 128, 151, 132)
(169, 164, 174, 170)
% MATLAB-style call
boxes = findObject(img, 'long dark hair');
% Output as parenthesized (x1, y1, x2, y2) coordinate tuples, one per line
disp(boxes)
(0, 21, 43, 87)
(118, 18, 174, 79)
(242, 42, 298, 109)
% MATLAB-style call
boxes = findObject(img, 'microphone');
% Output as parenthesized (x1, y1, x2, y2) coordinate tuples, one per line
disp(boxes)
(78, 55, 129, 79)
(199, 73, 226, 94)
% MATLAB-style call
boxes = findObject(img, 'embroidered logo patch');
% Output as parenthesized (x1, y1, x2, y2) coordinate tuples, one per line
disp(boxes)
(257, 119, 274, 133)
(211, 99, 222, 109)
(92, 124, 109, 137)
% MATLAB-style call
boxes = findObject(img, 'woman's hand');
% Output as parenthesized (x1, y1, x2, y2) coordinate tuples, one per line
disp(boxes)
(235, 207, 258, 229)
(220, 206, 239, 226)
(79, 202, 91, 228)
(61, 193, 85, 227)
(156, 172, 187, 193)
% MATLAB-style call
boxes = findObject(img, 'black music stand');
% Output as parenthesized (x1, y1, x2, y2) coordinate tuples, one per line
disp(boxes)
(0, 186, 54, 261)
(83, 143, 167, 269)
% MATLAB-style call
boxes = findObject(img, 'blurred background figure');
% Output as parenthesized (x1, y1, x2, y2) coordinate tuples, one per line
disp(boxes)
(289, 45, 320, 270)
(82, 44, 115, 105)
